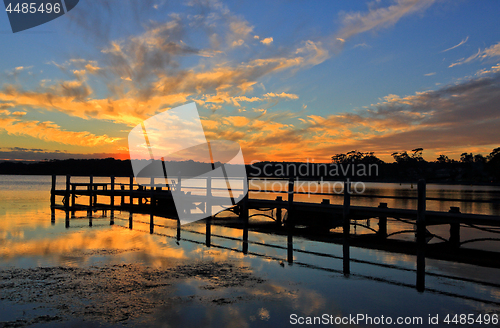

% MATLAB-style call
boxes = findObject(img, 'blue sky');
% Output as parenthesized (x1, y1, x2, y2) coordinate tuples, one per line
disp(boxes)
(1, 0, 500, 162)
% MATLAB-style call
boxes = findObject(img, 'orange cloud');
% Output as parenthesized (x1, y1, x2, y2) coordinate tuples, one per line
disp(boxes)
(1, 117, 120, 147)
(260, 37, 273, 45)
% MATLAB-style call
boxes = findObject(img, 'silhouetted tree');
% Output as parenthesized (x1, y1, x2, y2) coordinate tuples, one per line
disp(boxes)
(436, 154, 450, 163)
(474, 154, 486, 163)
(460, 152, 474, 163)
(391, 148, 426, 180)
(486, 147, 500, 181)
(391, 151, 411, 164)
(487, 147, 500, 162)
(411, 148, 425, 162)
(332, 150, 383, 164)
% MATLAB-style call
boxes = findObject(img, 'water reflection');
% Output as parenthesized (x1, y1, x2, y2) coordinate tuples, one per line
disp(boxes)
(2, 175, 500, 327)
(103, 210, 500, 306)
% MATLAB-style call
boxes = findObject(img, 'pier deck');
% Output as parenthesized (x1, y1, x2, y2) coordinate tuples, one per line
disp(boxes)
(50, 175, 500, 251)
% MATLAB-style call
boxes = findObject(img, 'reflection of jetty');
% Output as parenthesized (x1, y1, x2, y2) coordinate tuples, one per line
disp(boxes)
(50, 174, 500, 294)
(51, 205, 500, 305)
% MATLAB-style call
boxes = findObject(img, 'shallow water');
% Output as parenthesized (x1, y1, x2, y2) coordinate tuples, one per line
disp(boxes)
(1, 175, 500, 327)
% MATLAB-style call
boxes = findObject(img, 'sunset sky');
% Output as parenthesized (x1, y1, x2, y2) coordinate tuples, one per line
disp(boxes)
(1, 0, 499, 163)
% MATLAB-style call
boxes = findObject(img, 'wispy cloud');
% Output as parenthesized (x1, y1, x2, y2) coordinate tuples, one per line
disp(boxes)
(424, 72, 436, 76)
(449, 41, 500, 67)
(440, 36, 468, 53)
(353, 43, 370, 49)
(335, 0, 436, 42)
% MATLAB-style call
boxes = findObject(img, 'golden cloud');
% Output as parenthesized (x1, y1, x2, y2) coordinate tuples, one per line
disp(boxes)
(1, 116, 120, 147)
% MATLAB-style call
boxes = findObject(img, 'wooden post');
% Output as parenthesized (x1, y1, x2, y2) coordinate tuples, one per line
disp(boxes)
(206, 217, 211, 247)
(64, 175, 70, 210)
(416, 179, 426, 292)
(242, 178, 249, 254)
(177, 219, 181, 242)
(287, 227, 293, 264)
(343, 181, 351, 238)
(129, 176, 134, 206)
(110, 176, 115, 208)
(65, 210, 70, 228)
(287, 177, 295, 225)
(89, 176, 94, 208)
(287, 177, 295, 205)
(206, 176, 212, 216)
(150, 176, 155, 208)
(128, 212, 133, 230)
(120, 185, 125, 206)
(378, 203, 388, 238)
(51, 175, 56, 207)
(286, 177, 295, 264)
(416, 242, 425, 292)
(416, 179, 426, 243)
(276, 196, 283, 225)
(71, 184, 76, 207)
(342, 181, 351, 275)
(449, 207, 460, 247)
(242, 217, 249, 254)
(51, 207, 55, 225)
(150, 213, 154, 234)
(110, 176, 115, 222)
(343, 235, 350, 277)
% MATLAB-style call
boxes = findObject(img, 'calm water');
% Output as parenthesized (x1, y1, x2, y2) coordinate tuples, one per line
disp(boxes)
(1, 175, 500, 327)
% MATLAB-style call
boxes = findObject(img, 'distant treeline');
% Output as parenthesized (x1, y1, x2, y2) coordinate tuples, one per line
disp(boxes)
(1, 147, 499, 184)
(0, 158, 134, 176)
(248, 148, 500, 183)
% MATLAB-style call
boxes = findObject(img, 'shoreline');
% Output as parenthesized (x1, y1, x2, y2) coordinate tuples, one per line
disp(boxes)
(2, 173, 500, 188)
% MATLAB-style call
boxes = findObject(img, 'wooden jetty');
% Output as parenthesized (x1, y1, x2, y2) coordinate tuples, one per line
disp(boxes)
(50, 174, 500, 293)
(50, 174, 500, 251)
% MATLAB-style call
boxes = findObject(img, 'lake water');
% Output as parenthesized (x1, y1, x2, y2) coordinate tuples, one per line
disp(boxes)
(1, 175, 499, 327)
